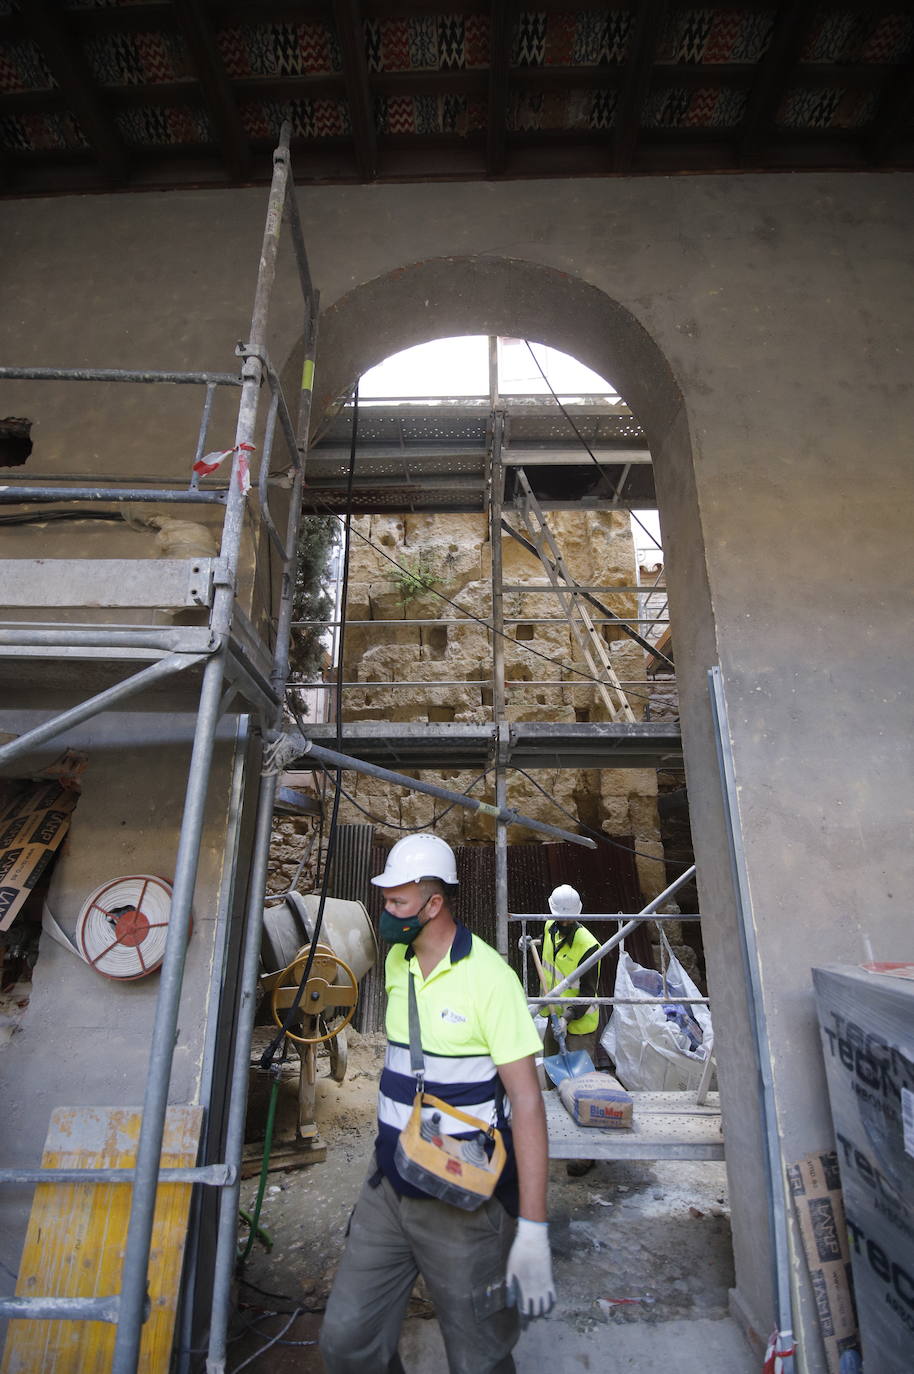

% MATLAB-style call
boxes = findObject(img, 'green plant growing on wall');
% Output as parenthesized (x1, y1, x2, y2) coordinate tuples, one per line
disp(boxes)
(288, 516, 337, 701)
(389, 550, 443, 606)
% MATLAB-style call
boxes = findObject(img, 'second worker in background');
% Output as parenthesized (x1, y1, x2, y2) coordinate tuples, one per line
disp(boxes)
(541, 884, 602, 1178)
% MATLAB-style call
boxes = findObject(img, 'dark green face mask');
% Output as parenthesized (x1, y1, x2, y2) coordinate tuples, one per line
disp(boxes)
(380, 895, 431, 944)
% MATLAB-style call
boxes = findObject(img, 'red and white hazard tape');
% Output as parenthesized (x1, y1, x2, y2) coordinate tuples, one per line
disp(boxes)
(763, 1329, 796, 1374)
(43, 875, 178, 980)
(192, 441, 254, 494)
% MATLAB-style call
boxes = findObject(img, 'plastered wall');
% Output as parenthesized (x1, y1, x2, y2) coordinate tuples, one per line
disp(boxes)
(1, 170, 912, 1367)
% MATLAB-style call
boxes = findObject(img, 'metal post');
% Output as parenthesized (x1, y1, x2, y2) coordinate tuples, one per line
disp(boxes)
(489, 401, 509, 955)
(205, 768, 280, 1374)
(206, 281, 319, 1374)
(111, 654, 228, 1373)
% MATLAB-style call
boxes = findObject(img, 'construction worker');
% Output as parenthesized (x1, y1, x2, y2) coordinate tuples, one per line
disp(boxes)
(541, 884, 602, 1178)
(320, 832, 554, 1374)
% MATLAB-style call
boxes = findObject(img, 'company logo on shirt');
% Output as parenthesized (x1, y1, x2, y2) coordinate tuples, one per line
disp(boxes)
(440, 1008, 466, 1024)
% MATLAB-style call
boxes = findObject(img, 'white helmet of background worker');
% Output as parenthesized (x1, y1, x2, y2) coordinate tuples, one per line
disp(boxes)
(548, 883, 582, 918)
(371, 833, 459, 888)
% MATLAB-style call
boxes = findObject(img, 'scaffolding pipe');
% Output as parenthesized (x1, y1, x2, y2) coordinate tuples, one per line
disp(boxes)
(291, 618, 669, 627)
(0, 654, 207, 768)
(0, 1164, 233, 1186)
(0, 366, 239, 386)
(206, 770, 281, 1374)
(509, 912, 701, 922)
(296, 679, 674, 688)
(489, 405, 510, 955)
(0, 628, 214, 649)
(0, 1295, 122, 1323)
(291, 735, 597, 849)
(111, 653, 228, 1374)
(526, 995, 710, 1007)
(190, 382, 218, 489)
(0, 487, 227, 504)
(205, 239, 319, 1374)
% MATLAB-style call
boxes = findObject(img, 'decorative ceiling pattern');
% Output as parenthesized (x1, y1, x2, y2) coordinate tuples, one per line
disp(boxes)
(0, 2, 911, 194)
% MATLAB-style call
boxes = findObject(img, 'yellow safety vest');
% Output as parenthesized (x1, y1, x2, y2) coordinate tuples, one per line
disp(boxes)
(542, 920, 601, 1035)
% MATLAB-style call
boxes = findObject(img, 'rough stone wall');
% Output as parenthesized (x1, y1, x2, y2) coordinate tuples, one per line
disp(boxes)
(330, 507, 668, 902)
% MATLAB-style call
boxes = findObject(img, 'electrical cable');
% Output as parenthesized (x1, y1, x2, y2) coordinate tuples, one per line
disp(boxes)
(0, 509, 125, 526)
(300, 494, 657, 706)
(179, 1310, 278, 1358)
(229, 1308, 305, 1372)
(236, 1277, 300, 1306)
(510, 763, 693, 873)
(523, 340, 663, 554)
(315, 759, 494, 833)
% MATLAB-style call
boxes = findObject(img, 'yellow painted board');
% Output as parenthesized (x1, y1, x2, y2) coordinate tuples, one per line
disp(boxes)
(2, 1105, 203, 1374)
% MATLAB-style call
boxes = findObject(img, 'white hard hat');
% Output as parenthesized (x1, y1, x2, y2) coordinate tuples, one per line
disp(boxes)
(548, 884, 582, 917)
(371, 833, 459, 888)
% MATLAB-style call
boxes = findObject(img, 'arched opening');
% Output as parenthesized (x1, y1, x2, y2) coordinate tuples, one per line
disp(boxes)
(274, 258, 770, 1359)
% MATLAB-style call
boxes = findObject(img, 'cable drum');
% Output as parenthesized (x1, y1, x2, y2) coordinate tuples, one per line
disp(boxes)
(76, 875, 175, 980)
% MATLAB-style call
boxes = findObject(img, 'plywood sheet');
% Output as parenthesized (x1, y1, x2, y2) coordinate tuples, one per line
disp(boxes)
(2, 1105, 203, 1374)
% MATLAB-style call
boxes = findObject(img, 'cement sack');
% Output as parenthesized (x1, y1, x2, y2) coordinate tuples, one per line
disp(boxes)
(558, 1071, 633, 1129)
(601, 937, 713, 1093)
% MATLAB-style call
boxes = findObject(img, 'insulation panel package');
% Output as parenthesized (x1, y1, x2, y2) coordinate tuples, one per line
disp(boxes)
(0, 781, 78, 931)
(786, 1149, 859, 1373)
(812, 965, 914, 1374)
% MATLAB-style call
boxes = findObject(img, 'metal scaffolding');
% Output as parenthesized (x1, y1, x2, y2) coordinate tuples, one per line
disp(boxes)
(0, 124, 317, 1374)
(0, 134, 695, 1366)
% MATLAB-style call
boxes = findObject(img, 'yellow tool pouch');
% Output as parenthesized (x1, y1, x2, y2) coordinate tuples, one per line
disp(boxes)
(395, 971, 506, 1210)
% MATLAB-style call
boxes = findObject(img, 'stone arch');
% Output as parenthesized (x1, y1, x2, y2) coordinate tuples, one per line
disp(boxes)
(285, 255, 771, 1344)
(304, 255, 685, 453)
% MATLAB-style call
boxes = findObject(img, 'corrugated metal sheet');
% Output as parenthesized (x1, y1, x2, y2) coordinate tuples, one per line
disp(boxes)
(326, 824, 381, 1034)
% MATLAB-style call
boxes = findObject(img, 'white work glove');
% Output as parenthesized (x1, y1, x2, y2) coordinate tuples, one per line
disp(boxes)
(505, 1218, 555, 1320)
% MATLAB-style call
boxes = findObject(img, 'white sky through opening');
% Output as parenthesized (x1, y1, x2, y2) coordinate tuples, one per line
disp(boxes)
(359, 335, 661, 561)
(360, 336, 621, 400)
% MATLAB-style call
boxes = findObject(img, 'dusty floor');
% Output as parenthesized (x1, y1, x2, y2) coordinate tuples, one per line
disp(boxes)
(227, 1031, 756, 1374)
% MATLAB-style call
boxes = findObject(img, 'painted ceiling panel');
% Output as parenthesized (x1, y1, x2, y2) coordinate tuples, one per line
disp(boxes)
(0, 1, 909, 190)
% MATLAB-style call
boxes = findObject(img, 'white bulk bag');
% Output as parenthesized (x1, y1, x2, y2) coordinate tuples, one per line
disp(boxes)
(600, 935, 713, 1093)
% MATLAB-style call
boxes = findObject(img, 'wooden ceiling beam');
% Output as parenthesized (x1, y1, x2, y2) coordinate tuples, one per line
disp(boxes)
(737, 3, 817, 163)
(21, 0, 127, 186)
(173, 0, 251, 181)
(61, 4, 177, 38)
(613, 0, 667, 172)
(486, 0, 514, 176)
(333, 0, 378, 181)
(206, 1, 329, 22)
(3, 58, 893, 126)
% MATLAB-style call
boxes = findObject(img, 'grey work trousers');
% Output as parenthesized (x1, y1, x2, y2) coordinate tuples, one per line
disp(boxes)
(319, 1173, 519, 1374)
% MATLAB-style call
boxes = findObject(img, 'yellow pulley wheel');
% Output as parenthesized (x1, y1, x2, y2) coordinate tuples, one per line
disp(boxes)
(270, 945, 359, 1045)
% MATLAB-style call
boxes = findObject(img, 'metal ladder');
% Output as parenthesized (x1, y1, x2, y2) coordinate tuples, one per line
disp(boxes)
(512, 467, 636, 723)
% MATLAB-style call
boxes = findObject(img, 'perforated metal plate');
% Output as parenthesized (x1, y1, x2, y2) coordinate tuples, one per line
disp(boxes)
(544, 1090, 724, 1161)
